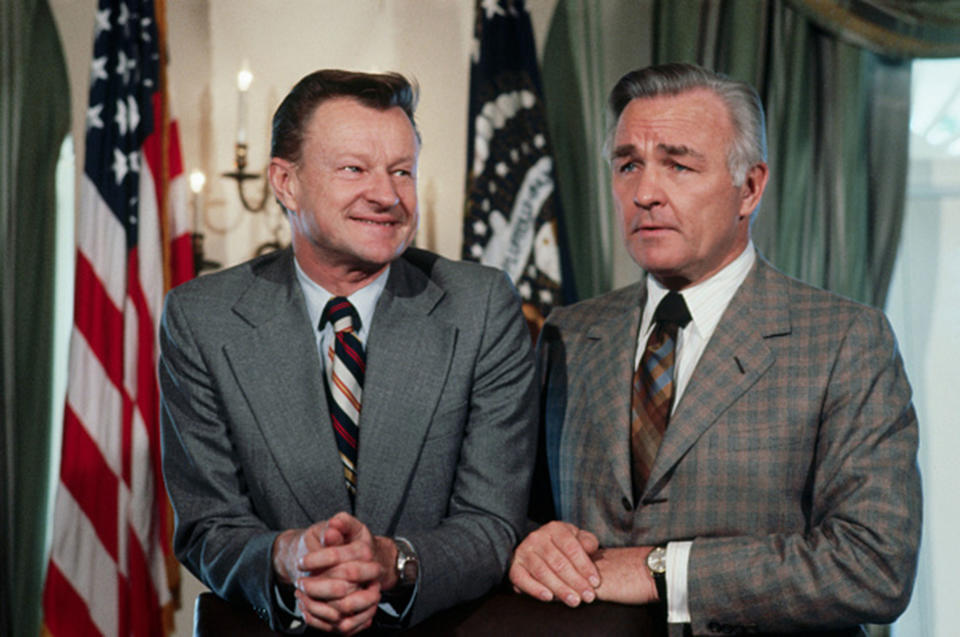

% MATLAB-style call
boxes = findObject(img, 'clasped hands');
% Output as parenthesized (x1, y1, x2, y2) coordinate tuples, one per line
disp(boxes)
(272, 512, 398, 635)
(509, 521, 660, 607)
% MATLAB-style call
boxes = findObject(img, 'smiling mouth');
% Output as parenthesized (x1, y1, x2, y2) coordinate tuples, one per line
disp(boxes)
(354, 217, 400, 226)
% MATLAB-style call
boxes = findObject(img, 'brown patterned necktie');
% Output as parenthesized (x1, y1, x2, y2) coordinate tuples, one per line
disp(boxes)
(630, 291, 692, 502)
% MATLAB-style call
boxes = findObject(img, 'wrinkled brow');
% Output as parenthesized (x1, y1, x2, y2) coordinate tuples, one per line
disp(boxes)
(659, 143, 706, 160)
(610, 142, 706, 162)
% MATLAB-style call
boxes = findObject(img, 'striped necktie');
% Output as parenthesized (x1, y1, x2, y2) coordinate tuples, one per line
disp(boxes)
(321, 297, 365, 502)
(630, 291, 692, 502)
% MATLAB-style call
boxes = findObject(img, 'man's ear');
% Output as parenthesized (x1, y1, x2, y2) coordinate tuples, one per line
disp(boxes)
(738, 162, 769, 220)
(268, 157, 298, 213)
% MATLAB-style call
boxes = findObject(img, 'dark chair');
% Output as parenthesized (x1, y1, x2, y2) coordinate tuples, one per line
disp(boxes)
(194, 592, 279, 637)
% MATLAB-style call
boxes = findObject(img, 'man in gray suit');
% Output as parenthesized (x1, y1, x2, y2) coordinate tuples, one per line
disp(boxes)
(160, 70, 537, 634)
(510, 63, 921, 635)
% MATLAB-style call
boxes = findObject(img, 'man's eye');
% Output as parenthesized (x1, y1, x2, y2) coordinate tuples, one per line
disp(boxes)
(672, 162, 691, 172)
(342, 165, 362, 173)
(618, 161, 638, 174)
(393, 168, 412, 177)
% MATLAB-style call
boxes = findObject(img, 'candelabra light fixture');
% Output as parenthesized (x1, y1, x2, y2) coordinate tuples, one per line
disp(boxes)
(219, 65, 290, 256)
(189, 170, 222, 275)
(222, 141, 273, 212)
(222, 67, 273, 213)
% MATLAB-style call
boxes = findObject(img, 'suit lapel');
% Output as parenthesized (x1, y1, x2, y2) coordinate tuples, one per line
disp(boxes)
(644, 259, 790, 497)
(224, 250, 351, 519)
(574, 284, 646, 506)
(353, 258, 454, 532)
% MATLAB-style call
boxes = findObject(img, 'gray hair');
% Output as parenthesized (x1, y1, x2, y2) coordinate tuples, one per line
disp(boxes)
(605, 63, 767, 186)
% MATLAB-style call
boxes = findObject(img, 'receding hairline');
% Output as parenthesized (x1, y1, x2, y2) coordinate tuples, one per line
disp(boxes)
(607, 88, 737, 163)
(270, 68, 420, 163)
(287, 98, 421, 176)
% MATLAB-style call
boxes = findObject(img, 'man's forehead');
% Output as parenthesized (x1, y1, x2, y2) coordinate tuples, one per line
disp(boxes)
(613, 90, 731, 154)
(307, 97, 408, 126)
(303, 98, 418, 148)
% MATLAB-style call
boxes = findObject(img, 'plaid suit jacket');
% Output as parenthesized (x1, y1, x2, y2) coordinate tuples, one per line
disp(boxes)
(535, 256, 921, 635)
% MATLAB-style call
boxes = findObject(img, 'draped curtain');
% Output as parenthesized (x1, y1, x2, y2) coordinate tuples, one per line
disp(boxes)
(653, 0, 913, 307)
(543, 0, 958, 307)
(540, 0, 655, 299)
(0, 1, 70, 636)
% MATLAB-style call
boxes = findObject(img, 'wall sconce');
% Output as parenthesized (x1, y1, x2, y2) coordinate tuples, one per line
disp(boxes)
(190, 170, 221, 274)
(218, 65, 290, 257)
(222, 67, 272, 212)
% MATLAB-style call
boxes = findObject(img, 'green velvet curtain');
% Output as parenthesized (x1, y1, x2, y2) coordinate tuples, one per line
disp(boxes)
(652, 0, 912, 307)
(541, 0, 654, 299)
(786, 0, 960, 59)
(0, 0, 70, 635)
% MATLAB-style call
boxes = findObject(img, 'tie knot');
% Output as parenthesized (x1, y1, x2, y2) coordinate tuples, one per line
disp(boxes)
(321, 297, 362, 333)
(653, 291, 692, 328)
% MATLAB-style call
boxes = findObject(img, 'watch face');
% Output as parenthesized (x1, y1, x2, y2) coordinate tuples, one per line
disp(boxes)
(647, 547, 667, 574)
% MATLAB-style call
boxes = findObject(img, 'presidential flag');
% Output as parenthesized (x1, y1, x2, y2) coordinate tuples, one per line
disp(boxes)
(462, 0, 573, 338)
(41, 0, 193, 635)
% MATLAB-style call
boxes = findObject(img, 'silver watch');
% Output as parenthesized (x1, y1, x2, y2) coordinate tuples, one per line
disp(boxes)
(394, 537, 419, 588)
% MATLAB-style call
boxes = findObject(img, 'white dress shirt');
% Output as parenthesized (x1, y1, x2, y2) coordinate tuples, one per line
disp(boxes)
(294, 260, 389, 364)
(633, 243, 756, 624)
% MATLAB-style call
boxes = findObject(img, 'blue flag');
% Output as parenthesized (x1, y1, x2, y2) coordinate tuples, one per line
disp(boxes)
(462, 0, 574, 337)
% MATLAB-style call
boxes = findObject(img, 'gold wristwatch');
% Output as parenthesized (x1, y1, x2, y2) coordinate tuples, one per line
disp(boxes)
(646, 545, 667, 602)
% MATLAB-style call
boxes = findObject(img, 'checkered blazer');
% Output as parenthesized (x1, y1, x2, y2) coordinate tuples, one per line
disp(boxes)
(535, 256, 921, 635)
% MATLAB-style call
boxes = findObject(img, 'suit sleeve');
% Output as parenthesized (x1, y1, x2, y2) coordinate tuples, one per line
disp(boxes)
(401, 271, 538, 625)
(685, 307, 921, 634)
(158, 290, 298, 633)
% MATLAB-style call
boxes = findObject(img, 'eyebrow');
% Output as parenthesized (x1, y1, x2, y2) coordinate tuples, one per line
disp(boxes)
(659, 143, 706, 161)
(609, 142, 707, 162)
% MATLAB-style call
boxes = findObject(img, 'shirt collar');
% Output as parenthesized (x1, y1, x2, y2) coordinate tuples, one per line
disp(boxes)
(643, 242, 756, 339)
(294, 258, 390, 340)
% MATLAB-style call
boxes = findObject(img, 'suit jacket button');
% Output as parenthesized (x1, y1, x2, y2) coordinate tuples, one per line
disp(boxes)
(621, 496, 633, 511)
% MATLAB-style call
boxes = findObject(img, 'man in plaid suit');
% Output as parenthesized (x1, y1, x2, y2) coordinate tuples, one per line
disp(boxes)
(509, 63, 921, 635)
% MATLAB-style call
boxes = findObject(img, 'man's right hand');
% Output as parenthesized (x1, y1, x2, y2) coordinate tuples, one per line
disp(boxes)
(508, 521, 601, 607)
(272, 512, 383, 635)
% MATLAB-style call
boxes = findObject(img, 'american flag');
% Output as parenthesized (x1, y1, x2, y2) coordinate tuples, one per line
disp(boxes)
(462, 0, 573, 339)
(42, 0, 193, 635)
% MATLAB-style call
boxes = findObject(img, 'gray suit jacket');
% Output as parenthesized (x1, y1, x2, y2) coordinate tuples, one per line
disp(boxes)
(159, 247, 537, 630)
(535, 257, 920, 635)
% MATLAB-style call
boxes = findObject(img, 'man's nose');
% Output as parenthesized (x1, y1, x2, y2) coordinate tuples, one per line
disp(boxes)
(367, 171, 401, 209)
(632, 169, 664, 210)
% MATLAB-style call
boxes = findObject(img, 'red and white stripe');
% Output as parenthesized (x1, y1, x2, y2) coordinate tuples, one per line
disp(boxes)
(42, 81, 193, 637)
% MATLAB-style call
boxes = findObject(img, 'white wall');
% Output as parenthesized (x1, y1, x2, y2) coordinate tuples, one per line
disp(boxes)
(888, 156, 960, 637)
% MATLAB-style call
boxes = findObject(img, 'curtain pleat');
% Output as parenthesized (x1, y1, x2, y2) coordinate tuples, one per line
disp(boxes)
(541, 0, 654, 298)
(0, 1, 70, 636)
(654, 0, 911, 307)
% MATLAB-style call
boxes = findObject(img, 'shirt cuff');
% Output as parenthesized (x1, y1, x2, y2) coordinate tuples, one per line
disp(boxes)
(378, 581, 418, 620)
(274, 583, 304, 630)
(665, 540, 692, 624)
